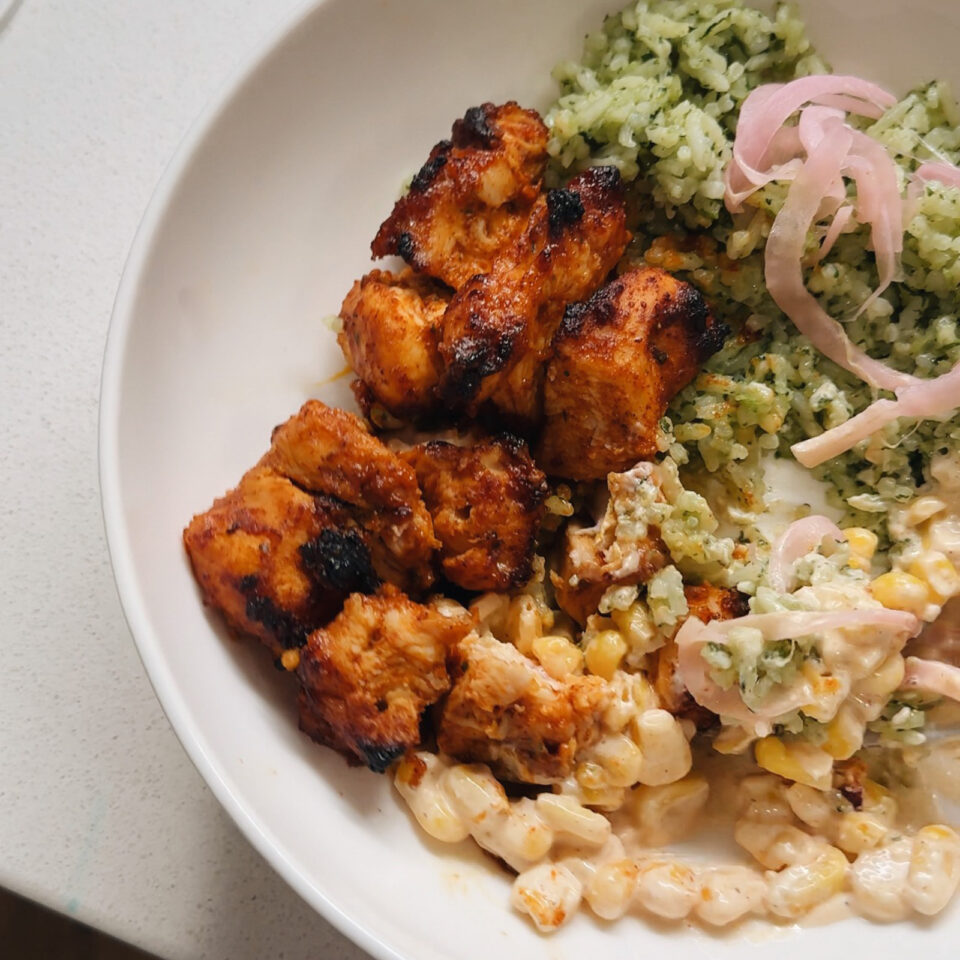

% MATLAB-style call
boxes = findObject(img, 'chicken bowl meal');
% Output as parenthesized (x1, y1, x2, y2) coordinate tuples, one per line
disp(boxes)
(183, 0, 960, 935)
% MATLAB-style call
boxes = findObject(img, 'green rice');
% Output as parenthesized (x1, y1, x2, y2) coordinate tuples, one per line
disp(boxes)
(546, 0, 960, 551)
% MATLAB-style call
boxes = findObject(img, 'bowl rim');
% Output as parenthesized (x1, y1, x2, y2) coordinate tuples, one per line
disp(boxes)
(97, 2, 401, 957)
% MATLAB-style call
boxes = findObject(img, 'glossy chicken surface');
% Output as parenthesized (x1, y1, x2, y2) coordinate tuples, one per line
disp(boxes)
(538, 266, 728, 480)
(402, 434, 547, 591)
(437, 631, 611, 783)
(371, 102, 548, 290)
(439, 166, 630, 425)
(338, 269, 451, 419)
(298, 586, 472, 771)
(183, 400, 438, 660)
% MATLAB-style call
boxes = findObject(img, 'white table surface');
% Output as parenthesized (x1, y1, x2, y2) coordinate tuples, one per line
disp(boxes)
(1, 2, 371, 956)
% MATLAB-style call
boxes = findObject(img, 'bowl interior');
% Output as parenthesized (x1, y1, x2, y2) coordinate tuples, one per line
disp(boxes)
(101, 1, 960, 957)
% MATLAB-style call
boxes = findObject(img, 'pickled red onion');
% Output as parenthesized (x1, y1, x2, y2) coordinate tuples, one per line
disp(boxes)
(675, 609, 920, 731)
(844, 128, 904, 317)
(814, 203, 853, 263)
(762, 120, 913, 391)
(913, 162, 960, 191)
(901, 655, 960, 702)
(767, 515, 843, 593)
(793, 362, 960, 468)
(725, 75, 897, 210)
(905, 161, 960, 220)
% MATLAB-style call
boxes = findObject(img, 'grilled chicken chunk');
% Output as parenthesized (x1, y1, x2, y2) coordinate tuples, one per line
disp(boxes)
(653, 584, 749, 728)
(402, 434, 547, 592)
(338, 269, 451, 419)
(437, 631, 611, 783)
(264, 401, 438, 592)
(552, 464, 670, 626)
(183, 401, 438, 659)
(538, 267, 728, 480)
(183, 466, 361, 659)
(439, 166, 630, 425)
(297, 586, 472, 772)
(371, 102, 548, 290)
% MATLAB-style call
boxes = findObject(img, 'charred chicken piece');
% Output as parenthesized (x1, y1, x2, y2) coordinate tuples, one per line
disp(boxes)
(183, 400, 438, 658)
(183, 466, 363, 660)
(338, 269, 451, 420)
(402, 434, 547, 592)
(264, 400, 438, 593)
(437, 631, 611, 783)
(298, 585, 472, 772)
(552, 464, 670, 626)
(538, 267, 728, 480)
(652, 584, 749, 729)
(439, 165, 630, 426)
(371, 102, 548, 290)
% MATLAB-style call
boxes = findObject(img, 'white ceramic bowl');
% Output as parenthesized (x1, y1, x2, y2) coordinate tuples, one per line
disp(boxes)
(100, 1, 960, 957)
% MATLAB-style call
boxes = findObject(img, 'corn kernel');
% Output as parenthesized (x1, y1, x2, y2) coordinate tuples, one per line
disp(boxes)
(505, 595, 548, 655)
(837, 812, 888, 854)
(279, 648, 300, 671)
(610, 602, 659, 655)
(870, 570, 930, 617)
(696, 866, 766, 926)
(844, 527, 878, 571)
(734, 820, 823, 870)
(766, 845, 848, 918)
(535, 793, 610, 846)
(634, 859, 699, 919)
(511, 863, 582, 932)
(394, 753, 470, 844)
(799, 662, 846, 722)
(856, 654, 905, 699)
(861, 779, 897, 822)
(531, 634, 583, 680)
(590, 733, 644, 788)
(754, 737, 833, 790)
(785, 783, 837, 834)
(911, 552, 960, 603)
(498, 799, 555, 866)
(584, 630, 627, 680)
(712, 725, 755, 755)
(903, 496, 946, 527)
(634, 709, 692, 786)
(544, 494, 574, 517)
(851, 837, 913, 921)
(906, 824, 960, 916)
(822, 705, 865, 760)
(445, 764, 509, 821)
(575, 760, 607, 792)
(633, 776, 709, 846)
(584, 859, 639, 920)
(738, 774, 792, 823)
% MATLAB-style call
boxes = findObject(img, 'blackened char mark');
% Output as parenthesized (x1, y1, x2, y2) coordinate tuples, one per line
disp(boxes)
(396, 231, 416, 262)
(299, 528, 380, 594)
(665, 282, 728, 360)
(452, 104, 497, 149)
(356, 740, 406, 774)
(546, 188, 585, 239)
(244, 593, 309, 650)
(557, 279, 622, 339)
(409, 145, 450, 194)
(442, 326, 521, 407)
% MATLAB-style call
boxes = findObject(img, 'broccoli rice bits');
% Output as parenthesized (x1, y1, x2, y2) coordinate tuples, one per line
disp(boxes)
(186, 0, 960, 940)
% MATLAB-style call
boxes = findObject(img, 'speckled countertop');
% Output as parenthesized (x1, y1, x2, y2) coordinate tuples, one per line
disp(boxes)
(1, 2, 370, 956)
